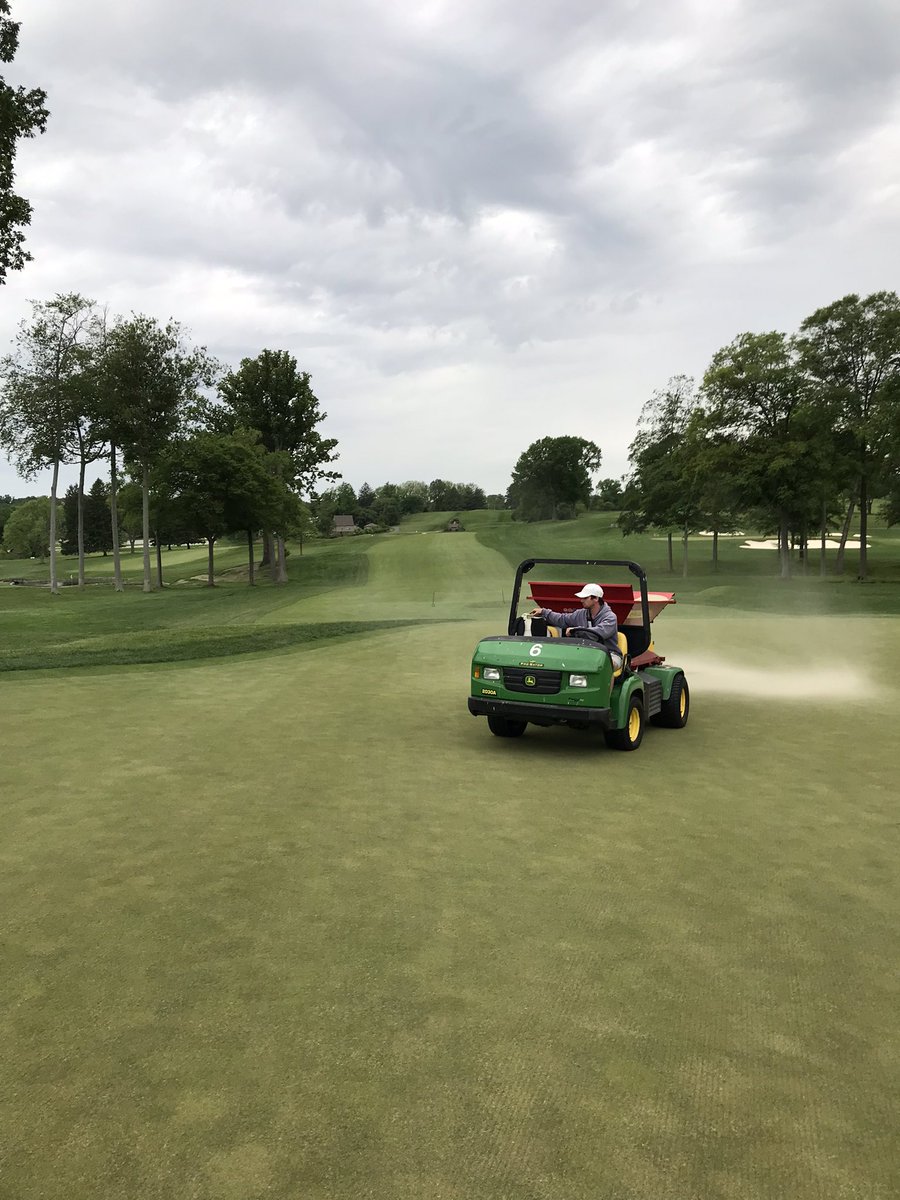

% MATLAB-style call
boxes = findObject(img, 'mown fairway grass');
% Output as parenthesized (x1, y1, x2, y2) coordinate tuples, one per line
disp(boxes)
(1, 516, 899, 1199)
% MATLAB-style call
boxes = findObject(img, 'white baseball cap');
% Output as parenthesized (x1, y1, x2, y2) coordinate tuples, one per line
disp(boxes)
(574, 583, 604, 599)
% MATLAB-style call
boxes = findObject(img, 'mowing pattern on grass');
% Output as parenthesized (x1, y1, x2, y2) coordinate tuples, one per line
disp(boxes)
(3, 518, 900, 1198)
(2, 623, 899, 1200)
(0, 620, 438, 672)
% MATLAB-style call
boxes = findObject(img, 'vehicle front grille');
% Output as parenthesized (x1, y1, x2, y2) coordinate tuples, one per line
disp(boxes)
(503, 667, 562, 695)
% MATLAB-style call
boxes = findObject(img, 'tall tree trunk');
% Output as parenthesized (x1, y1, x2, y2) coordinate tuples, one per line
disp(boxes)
(270, 531, 279, 583)
(155, 533, 163, 589)
(835, 495, 856, 575)
(682, 523, 689, 578)
(260, 531, 272, 569)
(779, 512, 791, 579)
(857, 475, 868, 582)
(820, 496, 827, 578)
(247, 530, 255, 586)
(142, 461, 152, 593)
(208, 538, 215, 587)
(666, 531, 673, 573)
(49, 457, 60, 595)
(712, 528, 719, 571)
(275, 535, 288, 584)
(77, 453, 87, 589)
(109, 441, 124, 592)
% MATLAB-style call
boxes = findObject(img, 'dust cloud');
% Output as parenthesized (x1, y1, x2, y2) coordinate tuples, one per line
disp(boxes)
(684, 655, 873, 702)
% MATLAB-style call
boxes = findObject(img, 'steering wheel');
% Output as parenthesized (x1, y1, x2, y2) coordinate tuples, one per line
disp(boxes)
(568, 627, 605, 642)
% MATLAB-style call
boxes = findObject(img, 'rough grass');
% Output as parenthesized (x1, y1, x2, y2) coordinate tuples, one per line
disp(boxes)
(1, 515, 899, 1199)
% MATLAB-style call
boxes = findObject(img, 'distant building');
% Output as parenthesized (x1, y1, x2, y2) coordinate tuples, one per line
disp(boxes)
(331, 514, 358, 536)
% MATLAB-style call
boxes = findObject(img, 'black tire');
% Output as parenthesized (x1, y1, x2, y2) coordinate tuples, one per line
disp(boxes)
(605, 693, 644, 751)
(651, 674, 690, 728)
(487, 715, 527, 738)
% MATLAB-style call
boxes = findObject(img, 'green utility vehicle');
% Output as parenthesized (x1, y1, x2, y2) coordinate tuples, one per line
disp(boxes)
(467, 557, 689, 750)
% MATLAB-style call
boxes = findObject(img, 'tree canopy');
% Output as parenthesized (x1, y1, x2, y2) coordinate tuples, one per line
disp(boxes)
(1, 494, 54, 558)
(796, 291, 900, 579)
(507, 436, 601, 521)
(0, 294, 99, 591)
(621, 377, 706, 574)
(155, 430, 294, 585)
(216, 350, 338, 495)
(0, 0, 49, 283)
(104, 314, 217, 591)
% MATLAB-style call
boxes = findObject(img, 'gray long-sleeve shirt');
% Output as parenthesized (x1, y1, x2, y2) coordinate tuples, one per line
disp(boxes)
(538, 602, 619, 653)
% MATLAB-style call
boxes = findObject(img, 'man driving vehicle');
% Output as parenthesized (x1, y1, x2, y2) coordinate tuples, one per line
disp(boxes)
(529, 583, 620, 658)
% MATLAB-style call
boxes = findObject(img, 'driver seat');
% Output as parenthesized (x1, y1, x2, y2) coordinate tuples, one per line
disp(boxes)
(612, 631, 629, 679)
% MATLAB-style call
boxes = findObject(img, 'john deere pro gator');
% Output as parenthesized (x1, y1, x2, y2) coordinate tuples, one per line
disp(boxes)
(467, 557, 689, 750)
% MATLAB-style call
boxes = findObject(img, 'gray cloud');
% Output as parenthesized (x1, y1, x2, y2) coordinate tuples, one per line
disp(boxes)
(3, 0, 900, 498)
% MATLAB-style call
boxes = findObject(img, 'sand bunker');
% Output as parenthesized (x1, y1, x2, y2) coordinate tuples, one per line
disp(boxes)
(741, 539, 869, 551)
(686, 655, 873, 702)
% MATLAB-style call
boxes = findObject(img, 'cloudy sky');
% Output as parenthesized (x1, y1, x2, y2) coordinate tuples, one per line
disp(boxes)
(2, 0, 899, 499)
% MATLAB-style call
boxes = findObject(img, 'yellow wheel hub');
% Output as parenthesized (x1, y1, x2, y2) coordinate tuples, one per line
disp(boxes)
(628, 706, 641, 741)
(679, 690, 686, 718)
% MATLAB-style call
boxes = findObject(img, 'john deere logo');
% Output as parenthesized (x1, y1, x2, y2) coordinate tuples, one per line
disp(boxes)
(525, 674, 537, 687)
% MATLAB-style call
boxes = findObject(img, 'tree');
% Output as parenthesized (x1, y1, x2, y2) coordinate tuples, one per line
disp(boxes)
(796, 292, 900, 580)
(1, 495, 55, 559)
(61, 484, 78, 555)
(685, 424, 745, 570)
(155, 430, 292, 586)
(91, 308, 127, 591)
(886, 471, 900, 527)
(116, 480, 143, 554)
(396, 480, 428, 515)
(84, 477, 112, 555)
(0, 293, 97, 592)
(0, 1, 49, 283)
(105, 314, 216, 592)
(140, 485, 202, 588)
(701, 334, 823, 579)
(312, 482, 359, 536)
(458, 483, 486, 510)
(62, 478, 110, 556)
(66, 337, 108, 587)
(216, 350, 339, 582)
(620, 378, 704, 575)
(428, 479, 462, 512)
(507, 436, 601, 521)
(357, 482, 375, 516)
(331, 482, 358, 516)
(592, 478, 623, 510)
(371, 493, 401, 527)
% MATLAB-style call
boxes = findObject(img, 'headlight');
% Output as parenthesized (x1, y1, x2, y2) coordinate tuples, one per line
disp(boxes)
(569, 674, 588, 688)
(483, 667, 501, 681)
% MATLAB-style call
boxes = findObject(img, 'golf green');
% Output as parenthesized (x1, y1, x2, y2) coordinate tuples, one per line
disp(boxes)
(1, 523, 898, 1198)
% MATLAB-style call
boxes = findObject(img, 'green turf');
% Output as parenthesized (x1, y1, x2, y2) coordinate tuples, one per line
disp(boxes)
(0, 541, 253, 583)
(1, 516, 899, 1198)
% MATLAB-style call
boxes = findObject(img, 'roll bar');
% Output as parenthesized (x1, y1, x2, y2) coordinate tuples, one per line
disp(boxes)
(507, 558, 652, 657)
